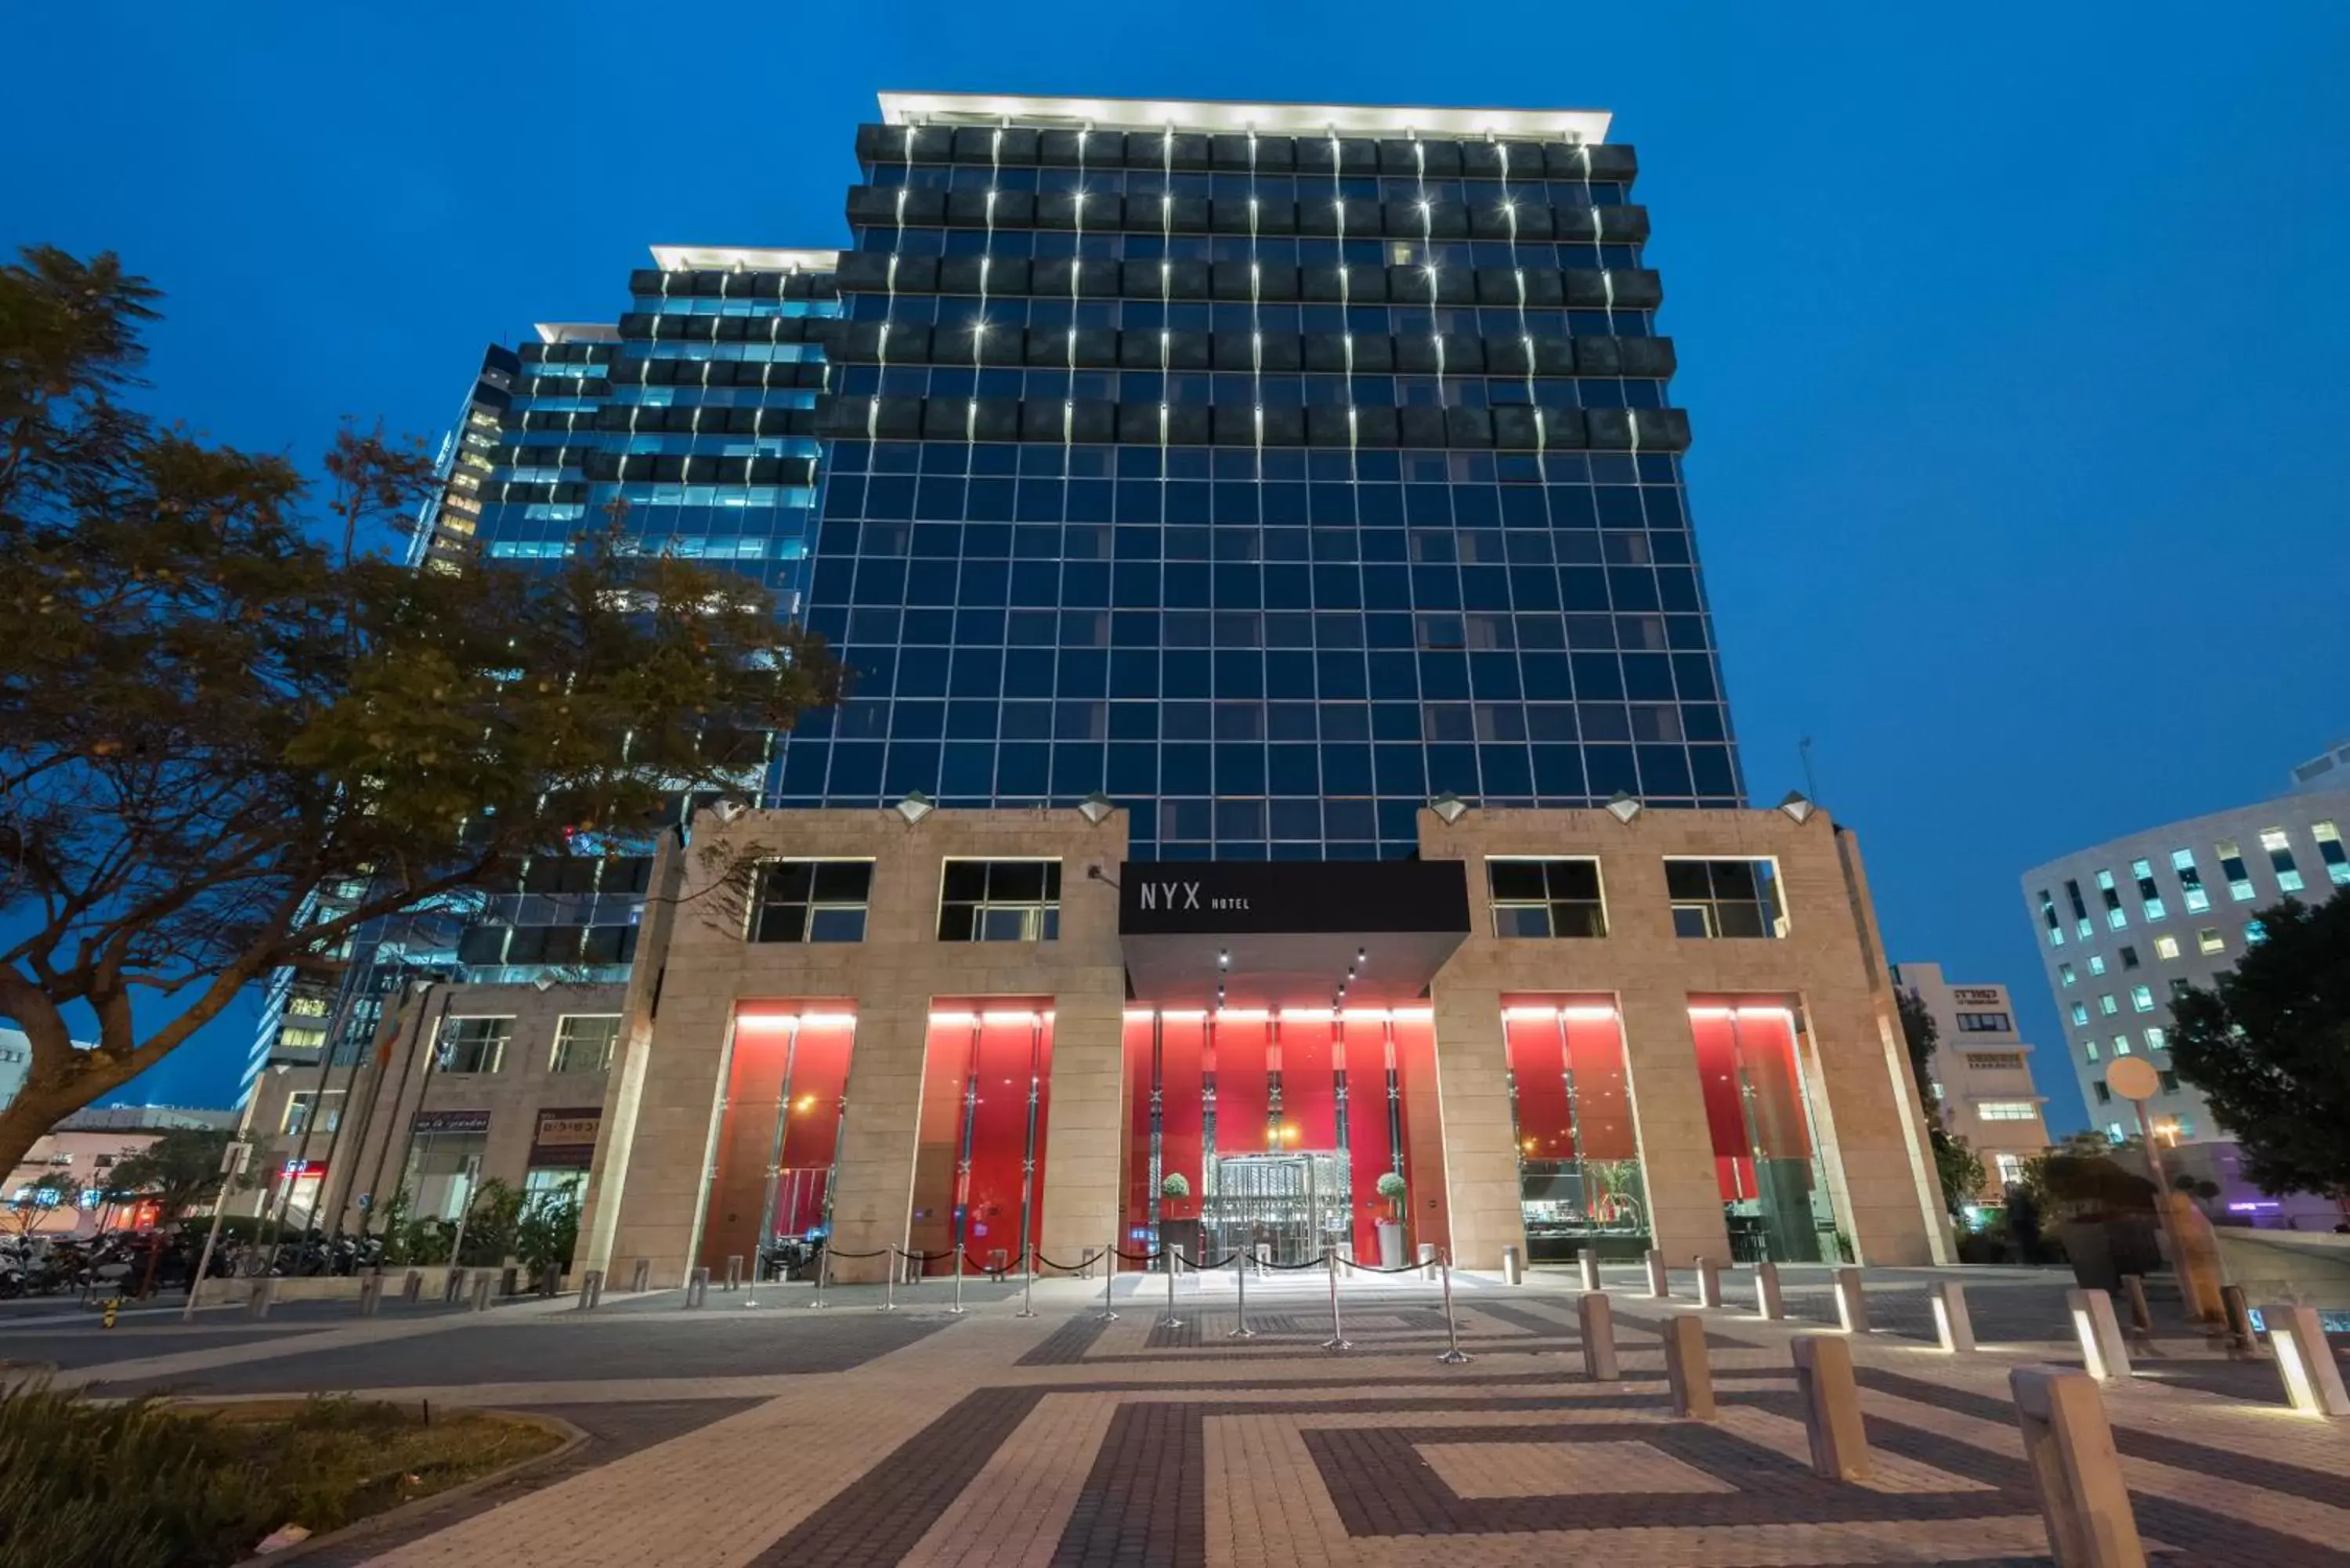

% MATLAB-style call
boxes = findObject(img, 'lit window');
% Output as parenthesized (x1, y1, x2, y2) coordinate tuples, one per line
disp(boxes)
(2088, 955, 2107, 976)
(2082, 1039, 2100, 1061)
(2130, 985, 2155, 1013)
(1664, 858, 1786, 939)
(2113, 1034, 2133, 1057)
(2130, 858, 2166, 922)
(1995, 1154, 2024, 1186)
(2070, 1003, 2089, 1026)
(2215, 839, 2254, 901)
(2058, 962, 2075, 987)
(2065, 880, 2092, 938)
(2144, 1025, 2167, 1051)
(2104, 1119, 2123, 1139)
(2119, 945, 2140, 970)
(2259, 828, 2303, 892)
(2315, 821, 2348, 886)
(2176, 1115, 2196, 1139)
(939, 859, 1062, 942)
(1486, 858, 1607, 938)
(551, 1015, 621, 1073)
(439, 1017, 512, 1074)
(751, 859, 873, 943)
(1978, 1101, 2039, 1122)
(2171, 849, 2210, 912)
(2196, 927, 2225, 955)
(2244, 918, 2268, 945)
(2153, 935, 2180, 960)
(2037, 888, 2066, 948)
(281, 1091, 343, 1136)
(2095, 869, 2127, 929)
(2098, 993, 2118, 1017)
(1955, 1011, 2012, 1032)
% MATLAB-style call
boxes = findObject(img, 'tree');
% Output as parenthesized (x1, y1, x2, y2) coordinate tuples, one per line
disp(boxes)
(1896, 988, 1942, 1117)
(99, 1127, 244, 1223)
(5, 1172, 74, 1236)
(2167, 894, 2350, 1199)
(1934, 1134, 1986, 1220)
(0, 247, 841, 1173)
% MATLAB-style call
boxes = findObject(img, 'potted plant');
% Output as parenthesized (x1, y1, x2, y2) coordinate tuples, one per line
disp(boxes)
(1375, 1171, 1409, 1268)
(1158, 1172, 1198, 1266)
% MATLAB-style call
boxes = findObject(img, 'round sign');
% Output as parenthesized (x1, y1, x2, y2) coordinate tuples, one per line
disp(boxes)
(2105, 1057, 2161, 1102)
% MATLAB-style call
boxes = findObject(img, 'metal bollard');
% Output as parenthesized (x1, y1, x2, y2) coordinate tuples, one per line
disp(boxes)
(1500, 1244, 1524, 1285)
(1320, 1248, 1348, 1350)
(469, 1273, 494, 1313)
(1755, 1259, 1785, 1321)
(1578, 1248, 1601, 1292)
(724, 1255, 742, 1292)
(880, 1252, 897, 1313)
(2066, 1288, 2132, 1382)
(2120, 1274, 2153, 1336)
(1228, 1248, 1254, 1339)
(1436, 1254, 1472, 1364)
(2264, 1303, 2350, 1417)
(2220, 1284, 2261, 1357)
(358, 1272, 385, 1318)
(1097, 1239, 1119, 1321)
(1792, 1333, 1872, 1479)
(629, 1258, 650, 1293)
(402, 1269, 424, 1303)
(577, 1269, 604, 1310)
(1932, 1280, 1977, 1353)
(2010, 1365, 2146, 1567)
(1645, 1248, 1670, 1299)
(247, 1277, 277, 1321)
(1696, 1255, 1723, 1309)
(1160, 1247, 1182, 1329)
(1579, 1291, 1619, 1381)
(1833, 1266, 1870, 1334)
(1014, 1244, 1036, 1319)
(685, 1266, 710, 1308)
(808, 1245, 831, 1310)
(1417, 1241, 1438, 1283)
(949, 1245, 967, 1317)
(1661, 1313, 1715, 1418)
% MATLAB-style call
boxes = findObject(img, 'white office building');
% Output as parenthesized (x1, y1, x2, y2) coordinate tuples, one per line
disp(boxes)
(1888, 964, 2049, 1197)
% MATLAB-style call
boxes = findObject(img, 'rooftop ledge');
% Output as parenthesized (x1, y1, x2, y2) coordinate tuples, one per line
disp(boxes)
(877, 92, 1611, 144)
(649, 245, 841, 274)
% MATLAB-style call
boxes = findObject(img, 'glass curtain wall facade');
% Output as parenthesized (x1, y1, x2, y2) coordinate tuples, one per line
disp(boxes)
(789, 103, 1739, 858)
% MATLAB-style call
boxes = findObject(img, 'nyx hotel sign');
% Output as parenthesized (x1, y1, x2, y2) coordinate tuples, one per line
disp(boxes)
(1137, 880, 1251, 914)
(1119, 860, 1470, 938)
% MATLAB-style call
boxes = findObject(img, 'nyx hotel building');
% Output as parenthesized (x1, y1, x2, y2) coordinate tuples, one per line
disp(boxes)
(266, 94, 1950, 1281)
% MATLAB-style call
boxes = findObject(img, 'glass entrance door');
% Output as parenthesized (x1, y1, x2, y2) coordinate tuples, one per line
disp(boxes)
(1206, 1151, 1350, 1265)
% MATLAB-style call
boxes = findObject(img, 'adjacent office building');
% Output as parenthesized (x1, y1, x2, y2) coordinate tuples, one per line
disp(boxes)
(241, 94, 1948, 1274)
(1887, 963, 2050, 1198)
(2020, 750, 2350, 1227)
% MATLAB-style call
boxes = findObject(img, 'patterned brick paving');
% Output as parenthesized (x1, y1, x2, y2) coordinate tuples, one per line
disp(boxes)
(22, 1269, 2348, 1566)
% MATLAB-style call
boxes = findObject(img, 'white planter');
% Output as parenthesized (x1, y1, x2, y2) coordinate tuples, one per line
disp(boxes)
(1376, 1219, 1407, 1270)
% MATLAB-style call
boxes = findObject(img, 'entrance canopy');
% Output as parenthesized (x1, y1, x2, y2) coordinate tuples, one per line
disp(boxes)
(1117, 860, 1471, 1008)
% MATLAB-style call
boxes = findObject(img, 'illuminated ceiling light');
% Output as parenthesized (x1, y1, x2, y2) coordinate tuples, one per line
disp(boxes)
(894, 790, 936, 825)
(1604, 791, 1644, 825)
(1218, 950, 1230, 966)
(1077, 791, 1115, 825)
(1778, 789, 1817, 823)
(1430, 793, 1470, 825)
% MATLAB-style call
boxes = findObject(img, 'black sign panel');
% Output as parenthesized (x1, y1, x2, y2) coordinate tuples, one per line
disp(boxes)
(1119, 860, 1470, 937)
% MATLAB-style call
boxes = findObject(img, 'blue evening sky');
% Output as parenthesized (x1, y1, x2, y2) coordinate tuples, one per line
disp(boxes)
(9, 3, 2347, 1129)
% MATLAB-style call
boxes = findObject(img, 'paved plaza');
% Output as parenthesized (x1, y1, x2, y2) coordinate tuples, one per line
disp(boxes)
(3, 1264, 2345, 1566)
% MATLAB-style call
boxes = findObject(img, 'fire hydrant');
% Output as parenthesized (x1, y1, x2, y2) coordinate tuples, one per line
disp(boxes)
(102, 1297, 122, 1330)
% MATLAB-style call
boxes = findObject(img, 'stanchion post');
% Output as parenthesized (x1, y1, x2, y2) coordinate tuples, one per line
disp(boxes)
(724, 1255, 742, 1292)
(1579, 1291, 1618, 1381)
(1645, 1248, 1669, 1299)
(1320, 1249, 1350, 1351)
(1160, 1249, 1182, 1329)
(2066, 1288, 2131, 1382)
(949, 1245, 967, 1316)
(2010, 1365, 2146, 1567)
(1755, 1259, 1785, 1321)
(2264, 1302, 2350, 1417)
(1227, 1249, 1254, 1339)
(808, 1244, 830, 1310)
(2120, 1274, 2153, 1337)
(1833, 1266, 1871, 1334)
(1436, 1252, 1473, 1364)
(1577, 1248, 1601, 1292)
(1932, 1280, 1977, 1353)
(1662, 1312, 1714, 1418)
(1015, 1242, 1036, 1318)
(880, 1250, 898, 1313)
(1697, 1255, 1723, 1309)
(1096, 1239, 1119, 1321)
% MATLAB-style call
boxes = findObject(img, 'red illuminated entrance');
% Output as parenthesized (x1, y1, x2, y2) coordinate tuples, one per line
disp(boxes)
(702, 1009, 857, 1274)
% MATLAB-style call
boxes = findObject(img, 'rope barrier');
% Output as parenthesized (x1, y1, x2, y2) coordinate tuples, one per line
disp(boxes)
(1173, 1249, 1240, 1271)
(964, 1252, 1002, 1274)
(823, 1246, 891, 1260)
(1262, 1255, 1334, 1271)
(1338, 1256, 1425, 1275)
(1033, 1248, 1104, 1274)
(1112, 1246, 1166, 1263)
(891, 1246, 956, 1263)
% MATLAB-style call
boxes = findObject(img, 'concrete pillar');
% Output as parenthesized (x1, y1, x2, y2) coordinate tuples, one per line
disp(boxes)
(1036, 985, 1130, 1274)
(723, 1255, 743, 1291)
(401, 1269, 423, 1303)
(577, 1269, 604, 1310)
(1499, 1245, 1524, 1285)
(469, 1273, 494, 1313)
(1417, 1241, 1438, 1282)
(825, 989, 929, 1284)
(2066, 1288, 2132, 1382)
(1755, 1259, 1785, 1321)
(1426, 984, 1530, 1269)
(1696, 1255, 1723, 1308)
(1577, 1249, 1601, 1292)
(2119, 1274, 2153, 1336)
(685, 1266, 710, 1310)
(2161, 1191, 2226, 1323)
(1792, 1333, 1871, 1480)
(2220, 1284, 2261, 1357)
(1614, 991, 1734, 1266)
(1645, 1248, 1670, 1299)
(1931, 1280, 1976, 1353)
(629, 1258, 650, 1293)
(247, 1277, 277, 1321)
(2010, 1365, 2146, 1567)
(444, 1267, 469, 1306)
(357, 1273, 385, 1318)
(2264, 1303, 2350, 1417)
(1833, 1266, 1870, 1334)
(1579, 1292, 1618, 1381)
(1661, 1313, 1715, 1419)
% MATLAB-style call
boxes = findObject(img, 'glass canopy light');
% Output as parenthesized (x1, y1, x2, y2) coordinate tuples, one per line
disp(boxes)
(894, 791, 936, 826)
(1605, 792, 1644, 825)
(1777, 791, 1816, 824)
(1430, 793, 1471, 826)
(1077, 792, 1115, 826)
